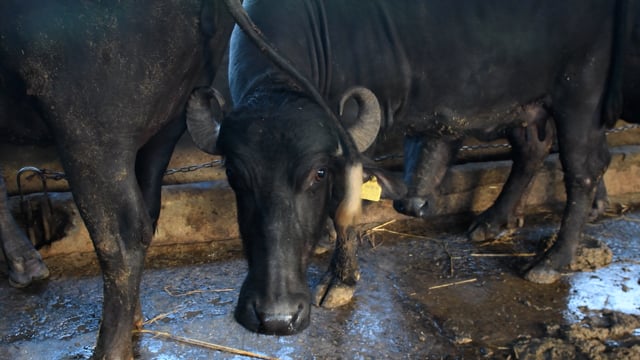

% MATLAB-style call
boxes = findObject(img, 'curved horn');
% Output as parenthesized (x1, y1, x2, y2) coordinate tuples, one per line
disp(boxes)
(186, 87, 225, 155)
(339, 87, 381, 153)
(222, 0, 361, 159)
(223, 0, 365, 240)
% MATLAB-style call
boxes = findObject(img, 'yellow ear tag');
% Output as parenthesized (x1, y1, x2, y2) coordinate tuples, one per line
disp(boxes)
(361, 176, 382, 201)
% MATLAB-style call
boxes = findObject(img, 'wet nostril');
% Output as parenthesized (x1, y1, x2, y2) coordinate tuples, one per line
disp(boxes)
(253, 299, 309, 335)
(393, 200, 405, 213)
(291, 302, 306, 324)
(394, 198, 430, 217)
(416, 198, 430, 218)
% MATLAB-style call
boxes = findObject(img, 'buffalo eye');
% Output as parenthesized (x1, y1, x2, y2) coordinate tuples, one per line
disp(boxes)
(314, 168, 327, 183)
(306, 167, 328, 191)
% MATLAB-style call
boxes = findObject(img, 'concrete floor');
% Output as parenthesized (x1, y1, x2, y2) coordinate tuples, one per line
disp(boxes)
(0, 210, 639, 359)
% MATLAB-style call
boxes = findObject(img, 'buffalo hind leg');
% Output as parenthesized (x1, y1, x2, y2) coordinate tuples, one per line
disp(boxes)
(62, 150, 153, 360)
(0, 168, 49, 287)
(468, 108, 553, 242)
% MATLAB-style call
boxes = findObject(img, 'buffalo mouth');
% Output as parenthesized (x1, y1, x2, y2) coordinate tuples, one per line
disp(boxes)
(393, 196, 431, 218)
(234, 279, 311, 335)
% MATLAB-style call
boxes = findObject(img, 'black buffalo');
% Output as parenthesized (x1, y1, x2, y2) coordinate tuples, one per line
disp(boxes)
(188, 0, 629, 337)
(0, 1, 234, 358)
(467, 6, 640, 242)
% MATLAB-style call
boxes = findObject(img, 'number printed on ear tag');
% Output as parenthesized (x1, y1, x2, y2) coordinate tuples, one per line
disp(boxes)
(361, 176, 382, 202)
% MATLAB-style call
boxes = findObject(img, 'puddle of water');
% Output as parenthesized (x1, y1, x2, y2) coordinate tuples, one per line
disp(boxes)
(565, 262, 640, 322)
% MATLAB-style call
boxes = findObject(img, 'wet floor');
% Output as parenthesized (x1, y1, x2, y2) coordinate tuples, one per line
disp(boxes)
(0, 209, 639, 359)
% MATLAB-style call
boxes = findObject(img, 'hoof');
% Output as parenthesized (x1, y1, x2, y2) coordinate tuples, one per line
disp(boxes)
(467, 221, 493, 243)
(524, 264, 561, 284)
(314, 235, 335, 255)
(588, 199, 607, 222)
(134, 303, 144, 330)
(468, 214, 524, 243)
(511, 215, 525, 229)
(8, 256, 50, 288)
(312, 272, 357, 308)
(314, 219, 337, 255)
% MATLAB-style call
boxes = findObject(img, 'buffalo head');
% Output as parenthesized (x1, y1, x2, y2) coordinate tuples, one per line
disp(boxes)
(187, 85, 401, 335)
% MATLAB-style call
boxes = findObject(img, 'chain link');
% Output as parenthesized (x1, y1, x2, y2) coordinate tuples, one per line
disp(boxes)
(459, 143, 512, 152)
(456, 123, 640, 152)
(163, 160, 223, 176)
(604, 123, 640, 135)
(39, 169, 67, 181)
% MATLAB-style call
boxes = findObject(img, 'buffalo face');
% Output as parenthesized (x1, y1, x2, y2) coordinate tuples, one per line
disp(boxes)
(187, 87, 384, 335)
(218, 96, 341, 334)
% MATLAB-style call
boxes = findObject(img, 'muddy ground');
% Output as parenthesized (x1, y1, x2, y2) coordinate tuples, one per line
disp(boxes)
(0, 208, 639, 359)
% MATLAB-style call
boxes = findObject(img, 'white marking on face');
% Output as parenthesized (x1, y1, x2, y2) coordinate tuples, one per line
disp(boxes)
(335, 162, 363, 228)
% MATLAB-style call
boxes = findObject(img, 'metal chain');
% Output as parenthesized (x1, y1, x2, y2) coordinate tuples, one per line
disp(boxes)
(163, 160, 223, 176)
(604, 123, 640, 134)
(21, 160, 223, 182)
(457, 123, 640, 152)
(38, 168, 67, 181)
(459, 143, 512, 152)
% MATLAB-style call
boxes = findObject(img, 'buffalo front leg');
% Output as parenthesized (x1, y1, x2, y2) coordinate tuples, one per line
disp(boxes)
(63, 154, 153, 360)
(0, 168, 49, 287)
(313, 163, 362, 308)
(312, 224, 360, 308)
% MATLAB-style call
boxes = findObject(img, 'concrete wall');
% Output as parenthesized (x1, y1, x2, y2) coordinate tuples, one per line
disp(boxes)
(3, 125, 640, 267)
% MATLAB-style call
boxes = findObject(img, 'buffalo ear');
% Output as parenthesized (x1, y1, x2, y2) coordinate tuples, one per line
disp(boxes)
(186, 87, 225, 155)
(339, 87, 381, 153)
(363, 166, 407, 200)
